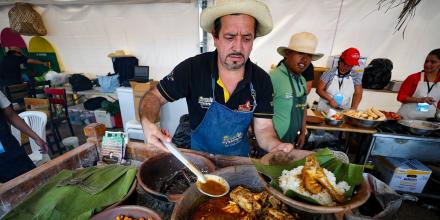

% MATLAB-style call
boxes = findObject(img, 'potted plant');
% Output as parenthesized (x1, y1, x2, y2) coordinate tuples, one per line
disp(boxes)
(101, 100, 122, 128)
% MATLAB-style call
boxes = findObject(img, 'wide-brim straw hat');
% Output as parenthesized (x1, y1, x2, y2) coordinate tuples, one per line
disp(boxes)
(277, 32, 324, 61)
(107, 50, 133, 58)
(200, 0, 273, 37)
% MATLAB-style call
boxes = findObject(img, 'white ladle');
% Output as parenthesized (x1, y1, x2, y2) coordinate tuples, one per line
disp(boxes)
(162, 141, 230, 197)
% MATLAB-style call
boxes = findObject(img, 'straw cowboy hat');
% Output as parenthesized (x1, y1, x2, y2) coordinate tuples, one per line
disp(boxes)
(200, 0, 273, 37)
(277, 32, 324, 61)
(107, 50, 133, 58)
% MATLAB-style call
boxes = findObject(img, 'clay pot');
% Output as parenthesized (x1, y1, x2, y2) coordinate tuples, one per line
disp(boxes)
(137, 152, 215, 202)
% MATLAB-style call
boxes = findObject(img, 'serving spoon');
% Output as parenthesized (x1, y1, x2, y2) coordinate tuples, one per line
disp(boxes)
(162, 141, 230, 197)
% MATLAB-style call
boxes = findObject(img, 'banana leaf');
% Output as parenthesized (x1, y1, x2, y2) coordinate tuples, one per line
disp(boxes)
(252, 148, 364, 205)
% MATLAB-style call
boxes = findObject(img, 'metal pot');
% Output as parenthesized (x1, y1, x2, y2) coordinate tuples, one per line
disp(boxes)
(325, 117, 344, 127)
(398, 119, 440, 135)
(137, 152, 216, 202)
(345, 115, 383, 128)
(171, 165, 264, 220)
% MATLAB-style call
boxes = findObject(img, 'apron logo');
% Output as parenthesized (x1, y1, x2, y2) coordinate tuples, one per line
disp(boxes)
(295, 103, 307, 110)
(222, 132, 243, 147)
(238, 100, 252, 112)
(284, 92, 293, 99)
(198, 96, 213, 109)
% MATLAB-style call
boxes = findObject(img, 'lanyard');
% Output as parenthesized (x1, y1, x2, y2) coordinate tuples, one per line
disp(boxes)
(425, 72, 440, 95)
(337, 73, 346, 91)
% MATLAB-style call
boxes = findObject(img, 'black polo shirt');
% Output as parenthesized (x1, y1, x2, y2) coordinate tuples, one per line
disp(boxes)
(0, 54, 28, 84)
(158, 50, 274, 130)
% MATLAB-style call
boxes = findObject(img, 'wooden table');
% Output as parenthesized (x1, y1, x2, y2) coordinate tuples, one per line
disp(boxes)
(305, 111, 377, 163)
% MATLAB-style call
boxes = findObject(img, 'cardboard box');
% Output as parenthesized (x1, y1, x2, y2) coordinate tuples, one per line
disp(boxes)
(374, 156, 432, 193)
(131, 80, 159, 122)
(94, 110, 115, 128)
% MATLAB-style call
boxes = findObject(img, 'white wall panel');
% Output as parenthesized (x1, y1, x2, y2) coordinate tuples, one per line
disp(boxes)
(0, 2, 199, 79)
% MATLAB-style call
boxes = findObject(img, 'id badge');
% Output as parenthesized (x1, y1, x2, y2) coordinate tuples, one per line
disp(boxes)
(0, 141, 5, 154)
(416, 103, 429, 112)
(333, 94, 344, 107)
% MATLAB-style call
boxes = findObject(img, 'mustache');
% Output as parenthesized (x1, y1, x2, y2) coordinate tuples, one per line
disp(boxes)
(227, 52, 244, 58)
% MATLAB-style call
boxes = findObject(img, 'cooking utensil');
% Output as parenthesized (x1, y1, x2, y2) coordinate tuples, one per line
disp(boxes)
(398, 119, 440, 135)
(344, 114, 384, 128)
(172, 165, 264, 220)
(162, 141, 230, 197)
(91, 205, 162, 220)
(137, 152, 215, 202)
(325, 117, 344, 126)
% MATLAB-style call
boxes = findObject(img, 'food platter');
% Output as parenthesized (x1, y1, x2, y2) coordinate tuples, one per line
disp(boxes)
(344, 108, 386, 128)
(254, 149, 371, 214)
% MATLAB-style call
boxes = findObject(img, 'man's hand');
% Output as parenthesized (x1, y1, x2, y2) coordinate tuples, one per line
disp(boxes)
(270, 143, 294, 153)
(35, 138, 48, 154)
(329, 99, 339, 109)
(141, 120, 171, 152)
(296, 132, 306, 149)
(419, 97, 435, 104)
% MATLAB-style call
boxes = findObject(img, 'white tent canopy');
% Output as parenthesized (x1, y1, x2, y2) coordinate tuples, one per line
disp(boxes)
(1, 0, 439, 80)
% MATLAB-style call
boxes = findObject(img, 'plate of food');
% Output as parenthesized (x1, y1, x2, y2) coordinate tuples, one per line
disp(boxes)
(380, 110, 402, 121)
(344, 108, 386, 128)
(322, 111, 344, 127)
(253, 148, 370, 214)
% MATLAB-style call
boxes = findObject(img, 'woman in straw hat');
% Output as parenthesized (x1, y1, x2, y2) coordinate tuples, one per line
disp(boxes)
(271, 32, 323, 148)
(317, 48, 363, 112)
(139, 0, 310, 158)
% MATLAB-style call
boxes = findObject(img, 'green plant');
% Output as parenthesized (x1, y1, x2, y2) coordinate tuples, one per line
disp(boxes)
(101, 100, 120, 116)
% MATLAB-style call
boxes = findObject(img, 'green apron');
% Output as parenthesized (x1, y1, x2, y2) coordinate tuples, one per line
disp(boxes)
(280, 74, 307, 143)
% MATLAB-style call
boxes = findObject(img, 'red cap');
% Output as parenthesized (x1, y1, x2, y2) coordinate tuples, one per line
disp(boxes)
(340, 47, 360, 66)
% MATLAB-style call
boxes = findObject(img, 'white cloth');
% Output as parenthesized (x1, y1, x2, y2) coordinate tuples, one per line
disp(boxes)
(0, 91, 11, 109)
(317, 72, 355, 112)
(397, 72, 440, 120)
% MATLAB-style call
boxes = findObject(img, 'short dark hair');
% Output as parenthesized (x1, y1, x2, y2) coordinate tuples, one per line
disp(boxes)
(212, 14, 257, 38)
(428, 48, 440, 60)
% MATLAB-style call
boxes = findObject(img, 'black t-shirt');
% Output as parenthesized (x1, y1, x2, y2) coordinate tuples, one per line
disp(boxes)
(158, 50, 274, 130)
(276, 60, 314, 81)
(0, 54, 28, 84)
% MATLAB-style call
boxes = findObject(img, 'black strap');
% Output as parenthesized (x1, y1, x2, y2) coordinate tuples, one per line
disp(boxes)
(337, 73, 346, 90)
(425, 73, 440, 95)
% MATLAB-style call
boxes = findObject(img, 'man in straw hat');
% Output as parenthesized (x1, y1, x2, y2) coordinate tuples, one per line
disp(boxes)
(140, 0, 310, 157)
(271, 32, 323, 147)
(317, 47, 363, 112)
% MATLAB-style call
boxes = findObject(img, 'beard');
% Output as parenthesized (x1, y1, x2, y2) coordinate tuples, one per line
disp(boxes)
(223, 52, 246, 70)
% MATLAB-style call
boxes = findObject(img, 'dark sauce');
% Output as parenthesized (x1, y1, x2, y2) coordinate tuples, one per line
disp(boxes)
(199, 180, 227, 196)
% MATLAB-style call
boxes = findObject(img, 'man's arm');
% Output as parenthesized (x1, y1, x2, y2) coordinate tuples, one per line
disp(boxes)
(139, 87, 170, 151)
(316, 79, 338, 108)
(27, 58, 49, 67)
(253, 117, 293, 153)
(351, 85, 363, 110)
(296, 107, 307, 149)
(2, 106, 48, 153)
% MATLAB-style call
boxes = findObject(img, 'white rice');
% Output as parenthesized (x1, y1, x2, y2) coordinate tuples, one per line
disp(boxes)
(278, 166, 351, 206)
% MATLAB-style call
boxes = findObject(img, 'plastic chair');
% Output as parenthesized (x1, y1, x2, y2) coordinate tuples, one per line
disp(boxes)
(23, 97, 63, 155)
(44, 88, 75, 143)
(10, 111, 50, 165)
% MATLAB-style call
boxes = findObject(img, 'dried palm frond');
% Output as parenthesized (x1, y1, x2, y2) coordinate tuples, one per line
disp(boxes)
(377, 0, 422, 37)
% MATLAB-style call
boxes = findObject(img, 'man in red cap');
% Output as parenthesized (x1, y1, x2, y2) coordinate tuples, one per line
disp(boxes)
(316, 48, 363, 111)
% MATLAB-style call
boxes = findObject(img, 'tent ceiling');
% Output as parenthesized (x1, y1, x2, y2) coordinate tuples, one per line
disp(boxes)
(0, 0, 193, 6)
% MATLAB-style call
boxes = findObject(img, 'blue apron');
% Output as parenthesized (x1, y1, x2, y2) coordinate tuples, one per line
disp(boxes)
(0, 111, 36, 183)
(191, 78, 256, 156)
